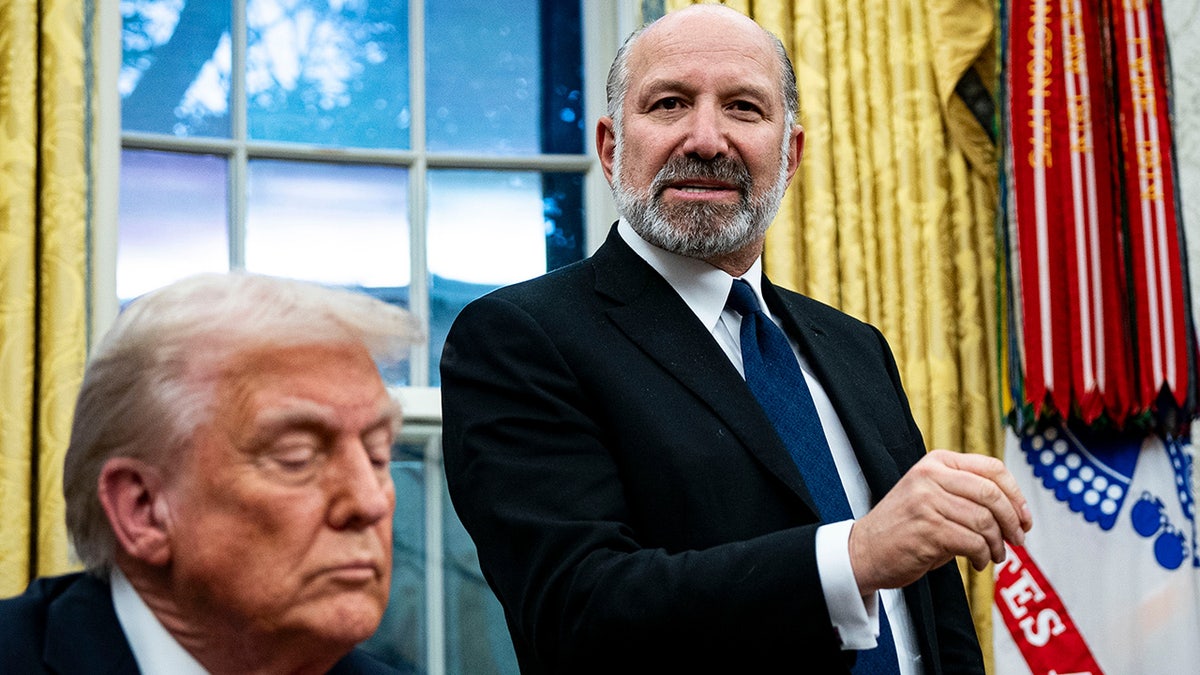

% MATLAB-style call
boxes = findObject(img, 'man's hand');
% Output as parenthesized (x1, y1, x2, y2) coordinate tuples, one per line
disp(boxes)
(848, 449, 1033, 595)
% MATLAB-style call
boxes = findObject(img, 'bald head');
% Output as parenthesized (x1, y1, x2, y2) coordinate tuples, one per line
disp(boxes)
(642, 3, 769, 47)
(605, 5, 798, 127)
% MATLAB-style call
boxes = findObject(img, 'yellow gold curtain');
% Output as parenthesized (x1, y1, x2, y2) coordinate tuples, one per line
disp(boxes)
(0, 0, 91, 595)
(668, 0, 1001, 669)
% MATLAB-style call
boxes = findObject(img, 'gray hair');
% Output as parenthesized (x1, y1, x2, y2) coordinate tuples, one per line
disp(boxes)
(64, 272, 422, 573)
(604, 11, 799, 129)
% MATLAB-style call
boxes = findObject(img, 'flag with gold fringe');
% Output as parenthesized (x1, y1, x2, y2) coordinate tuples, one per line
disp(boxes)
(996, 1, 1200, 673)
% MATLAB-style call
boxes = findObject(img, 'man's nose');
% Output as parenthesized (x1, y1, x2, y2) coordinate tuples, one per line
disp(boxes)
(679, 104, 730, 160)
(327, 445, 393, 530)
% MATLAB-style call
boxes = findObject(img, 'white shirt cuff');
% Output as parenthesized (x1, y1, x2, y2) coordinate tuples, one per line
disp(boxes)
(815, 520, 880, 649)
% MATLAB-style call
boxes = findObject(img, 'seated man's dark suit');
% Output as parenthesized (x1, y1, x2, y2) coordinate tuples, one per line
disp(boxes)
(440, 226, 985, 674)
(0, 573, 398, 674)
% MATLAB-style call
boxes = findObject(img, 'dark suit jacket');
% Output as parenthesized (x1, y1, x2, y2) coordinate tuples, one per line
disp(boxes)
(0, 572, 398, 674)
(441, 226, 985, 674)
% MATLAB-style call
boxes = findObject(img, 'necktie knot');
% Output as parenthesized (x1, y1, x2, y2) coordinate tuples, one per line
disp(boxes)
(726, 279, 761, 317)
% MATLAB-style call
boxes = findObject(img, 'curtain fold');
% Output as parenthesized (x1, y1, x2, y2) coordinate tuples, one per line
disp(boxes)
(668, 0, 1001, 669)
(0, 0, 91, 595)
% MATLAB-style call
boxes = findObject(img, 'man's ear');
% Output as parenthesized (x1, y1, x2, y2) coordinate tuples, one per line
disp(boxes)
(98, 458, 173, 567)
(596, 116, 617, 184)
(785, 124, 805, 183)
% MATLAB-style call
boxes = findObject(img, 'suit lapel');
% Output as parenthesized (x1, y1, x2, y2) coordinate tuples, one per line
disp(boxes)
(765, 281, 903, 501)
(590, 231, 821, 515)
(44, 574, 140, 674)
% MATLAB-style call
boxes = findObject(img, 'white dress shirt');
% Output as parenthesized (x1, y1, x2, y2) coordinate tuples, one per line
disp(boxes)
(110, 567, 209, 675)
(617, 221, 922, 674)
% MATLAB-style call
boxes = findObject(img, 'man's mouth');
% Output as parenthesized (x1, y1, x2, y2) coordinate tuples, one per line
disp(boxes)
(319, 559, 383, 584)
(661, 181, 742, 200)
(676, 185, 730, 193)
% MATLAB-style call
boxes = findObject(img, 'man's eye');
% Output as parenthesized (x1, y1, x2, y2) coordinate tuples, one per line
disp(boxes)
(652, 97, 682, 111)
(267, 434, 323, 472)
(273, 447, 318, 471)
(730, 101, 761, 115)
(363, 427, 395, 470)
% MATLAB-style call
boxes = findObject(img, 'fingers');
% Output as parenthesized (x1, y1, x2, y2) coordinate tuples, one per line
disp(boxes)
(922, 449, 1033, 547)
(932, 490, 1011, 569)
(962, 451, 1034, 533)
(930, 512, 994, 571)
(849, 449, 1033, 593)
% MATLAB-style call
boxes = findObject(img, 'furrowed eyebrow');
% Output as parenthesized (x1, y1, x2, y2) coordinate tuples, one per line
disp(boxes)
(254, 401, 338, 434)
(242, 406, 337, 454)
(639, 77, 691, 95)
(246, 395, 401, 445)
(377, 396, 404, 435)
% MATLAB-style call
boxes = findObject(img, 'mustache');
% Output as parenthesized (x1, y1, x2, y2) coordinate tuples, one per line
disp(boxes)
(649, 156, 753, 197)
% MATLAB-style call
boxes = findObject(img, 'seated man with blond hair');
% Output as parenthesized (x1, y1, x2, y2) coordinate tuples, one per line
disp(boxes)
(0, 273, 421, 675)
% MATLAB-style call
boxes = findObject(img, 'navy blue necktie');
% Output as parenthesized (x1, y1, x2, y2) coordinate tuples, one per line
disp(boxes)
(726, 279, 899, 675)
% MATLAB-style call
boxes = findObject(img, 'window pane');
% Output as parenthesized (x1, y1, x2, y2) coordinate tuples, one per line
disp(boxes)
(543, 172, 587, 271)
(426, 170, 585, 385)
(247, 0, 411, 149)
(363, 449, 427, 672)
(427, 171, 549, 286)
(427, 169, 568, 385)
(118, 150, 229, 300)
(121, 0, 232, 137)
(538, 0, 585, 155)
(426, 0, 583, 154)
(245, 160, 410, 290)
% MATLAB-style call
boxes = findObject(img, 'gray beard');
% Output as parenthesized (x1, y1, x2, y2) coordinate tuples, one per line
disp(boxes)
(611, 151, 788, 260)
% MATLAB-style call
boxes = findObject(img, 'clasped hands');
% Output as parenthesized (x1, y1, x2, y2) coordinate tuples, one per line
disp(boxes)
(849, 449, 1033, 595)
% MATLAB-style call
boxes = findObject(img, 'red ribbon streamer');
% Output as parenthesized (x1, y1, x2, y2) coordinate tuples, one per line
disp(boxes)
(1004, 0, 1191, 428)
(1009, 0, 1074, 419)
(1108, 0, 1189, 410)
(1060, 0, 1131, 424)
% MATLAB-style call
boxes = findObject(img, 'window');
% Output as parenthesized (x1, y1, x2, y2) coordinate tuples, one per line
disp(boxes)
(96, 1, 641, 673)
(112, 0, 624, 386)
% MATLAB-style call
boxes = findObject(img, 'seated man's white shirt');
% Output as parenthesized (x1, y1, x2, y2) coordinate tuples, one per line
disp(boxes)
(618, 221, 921, 674)
(111, 567, 209, 675)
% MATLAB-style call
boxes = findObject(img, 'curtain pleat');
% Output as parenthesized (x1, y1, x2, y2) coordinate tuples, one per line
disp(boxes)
(667, 0, 1001, 669)
(0, 0, 90, 595)
(35, 0, 89, 579)
(0, 0, 41, 598)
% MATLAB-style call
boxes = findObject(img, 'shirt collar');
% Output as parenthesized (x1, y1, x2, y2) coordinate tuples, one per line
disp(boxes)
(111, 567, 209, 675)
(617, 219, 768, 330)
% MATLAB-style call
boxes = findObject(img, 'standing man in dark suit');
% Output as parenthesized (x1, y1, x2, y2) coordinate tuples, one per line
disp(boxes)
(0, 273, 421, 674)
(440, 5, 1031, 674)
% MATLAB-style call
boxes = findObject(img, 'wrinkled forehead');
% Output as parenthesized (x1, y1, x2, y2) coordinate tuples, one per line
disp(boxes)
(184, 339, 389, 412)
(190, 341, 399, 443)
(625, 10, 781, 94)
